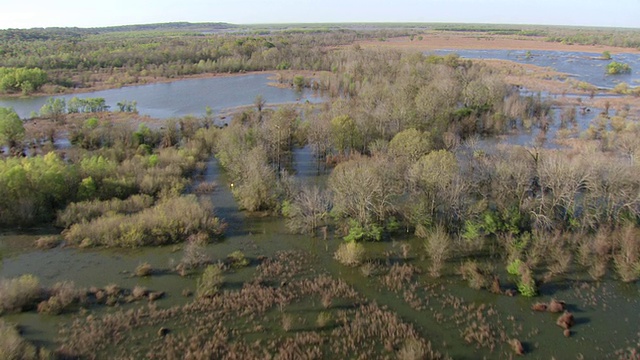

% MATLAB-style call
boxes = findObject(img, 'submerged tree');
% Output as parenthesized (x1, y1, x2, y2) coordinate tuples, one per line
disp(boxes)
(329, 155, 403, 240)
(284, 185, 330, 235)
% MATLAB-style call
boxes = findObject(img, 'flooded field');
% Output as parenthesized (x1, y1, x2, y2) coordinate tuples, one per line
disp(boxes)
(1, 51, 640, 359)
(435, 49, 640, 89)
(2, 149, 639, 359)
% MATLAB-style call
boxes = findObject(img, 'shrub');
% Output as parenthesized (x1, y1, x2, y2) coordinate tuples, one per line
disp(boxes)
(63, 195, 225, 247)
(0, 153, 77, 227)
(177, 232, 210, 274)
(316, 312, 331, 328)
(193, 181, 217, 194)
(281, 313, 294, 332)
(606, 61, 632, 75)
(135, 262, 153, 277)
(459, 261, 490, 290)
(35, 236, 62, 250)
(0, 275, 42, 314)
(131, 286, 148, 300)
(507, 259, 523, 276)
(516, 263, 537, 297)
(57, 194, 154, 227)
(613, 82, 631, 94)
(226, 251, 249, 268)
(422, 226, 451, 278)
(613, 224, 640, 282)
(344, 220, 383, 242)
(196, 265, 224, 298)
(293, 75, 305, 90)
(334, 242, 366, 267)
(397, 339, 428, 360)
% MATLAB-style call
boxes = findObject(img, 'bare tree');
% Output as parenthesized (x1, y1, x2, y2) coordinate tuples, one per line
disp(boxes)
(285, 186, 330, 235)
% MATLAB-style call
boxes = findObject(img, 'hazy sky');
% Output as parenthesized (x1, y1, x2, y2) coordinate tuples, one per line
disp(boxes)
(1, 0, 639, 29)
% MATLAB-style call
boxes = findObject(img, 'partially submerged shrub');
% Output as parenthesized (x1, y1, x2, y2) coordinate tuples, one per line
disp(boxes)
(37, 281, 84, 315)
(131, 286, 148, 300)
(459, 261, 490, 290)
(193, 181, 217, 194)
(63, 195, 225, 247)
(397, 338, 429, 360)
(35, 236, 62, 250)
(57, 194, 154, 227)
(281, 313, 294, 332)
(516, 263, 537, 297)
(316, 311, 332, 328)
(135, 262, 153, 277)
(176, 232, 210, 274)
(613, 224, 640, 282)
(334, 241, 366, 267)
(226, 250, 249, 268)
(422, 226, 451, 278)
(196, 265, 224, 298)
(0, 275, 42, 314)
(606, 61, 632, 75)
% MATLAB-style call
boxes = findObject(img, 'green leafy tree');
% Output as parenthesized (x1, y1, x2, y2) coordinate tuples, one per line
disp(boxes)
(408, 150, 460, 227)
(293, 75, 305, 91)
(331, 115, 362, 155)
(0, 107, 24, 150)
(388, 128, 432, 164)
(39, 98, 66, 122)
(0, 67, 48, 94)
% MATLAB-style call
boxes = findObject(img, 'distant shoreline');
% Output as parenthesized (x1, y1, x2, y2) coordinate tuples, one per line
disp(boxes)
(358, 33, 640, 54)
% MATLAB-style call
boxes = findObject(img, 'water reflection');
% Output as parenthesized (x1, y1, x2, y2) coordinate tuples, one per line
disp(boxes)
(0, 73, 322, 119)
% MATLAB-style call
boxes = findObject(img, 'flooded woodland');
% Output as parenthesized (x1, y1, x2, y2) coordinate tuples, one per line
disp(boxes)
(1, 24, 640, 359)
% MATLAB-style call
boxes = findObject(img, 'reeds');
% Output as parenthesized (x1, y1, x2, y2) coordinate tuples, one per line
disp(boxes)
(56, 250, 443, 359)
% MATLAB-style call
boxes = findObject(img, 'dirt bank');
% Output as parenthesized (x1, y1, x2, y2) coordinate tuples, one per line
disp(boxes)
(359, 32, 640, 54)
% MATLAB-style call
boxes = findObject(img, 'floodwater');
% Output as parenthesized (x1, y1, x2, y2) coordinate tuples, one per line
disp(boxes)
(435, 49, 640, 89)
(1, 55, 639, 358)
(2, 149, 639, 358)
(0, 73, 321, 119)
(476, 102, 602, 150)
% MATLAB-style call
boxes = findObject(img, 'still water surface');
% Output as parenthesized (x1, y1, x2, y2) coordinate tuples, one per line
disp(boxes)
(435, 49, 640, 89)
(0, 73, 321, 119)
